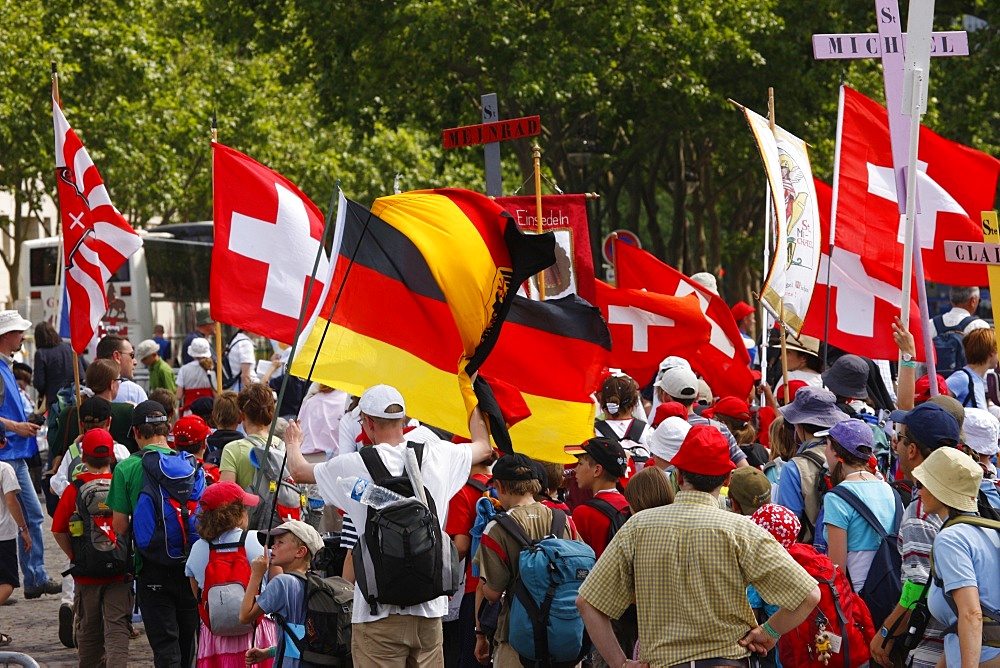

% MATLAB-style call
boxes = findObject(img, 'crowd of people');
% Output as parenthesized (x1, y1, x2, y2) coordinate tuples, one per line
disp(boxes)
(0, 282, 996, 667)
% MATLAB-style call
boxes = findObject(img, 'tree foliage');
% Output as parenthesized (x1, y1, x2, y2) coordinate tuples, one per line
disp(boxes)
(1, 0, 998, 305)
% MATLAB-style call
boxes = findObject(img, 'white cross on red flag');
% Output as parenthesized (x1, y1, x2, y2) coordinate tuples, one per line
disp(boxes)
(53, 97, 143, 354)
(614, 240, 754, 399)
(211, 143, 329, 344)
(800, 87, 1000, 361)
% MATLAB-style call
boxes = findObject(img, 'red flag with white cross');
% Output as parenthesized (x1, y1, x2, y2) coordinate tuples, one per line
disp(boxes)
(211, 143, 329, 344)
(613, 241, 753, 399)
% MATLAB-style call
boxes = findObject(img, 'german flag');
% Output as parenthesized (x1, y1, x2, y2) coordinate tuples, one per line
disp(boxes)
(290, 189, 555, 438)
(480, 295, 611, 463)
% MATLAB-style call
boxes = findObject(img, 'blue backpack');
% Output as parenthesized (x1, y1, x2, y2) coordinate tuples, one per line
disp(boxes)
(132, 449, 205, 566)
(494, 509, 595, 667)
(932, 314, 976, 378)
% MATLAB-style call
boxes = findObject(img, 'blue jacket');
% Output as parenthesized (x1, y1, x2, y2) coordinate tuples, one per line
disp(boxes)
(0, 360, 36, 461)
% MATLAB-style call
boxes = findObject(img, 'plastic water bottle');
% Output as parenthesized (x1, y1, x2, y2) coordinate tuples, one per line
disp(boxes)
(337, 476, 406, 509)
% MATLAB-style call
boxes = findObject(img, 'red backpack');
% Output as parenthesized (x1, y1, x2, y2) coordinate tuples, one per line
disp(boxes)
(199, 530, 254, 637)
(778, 543, 875, 668)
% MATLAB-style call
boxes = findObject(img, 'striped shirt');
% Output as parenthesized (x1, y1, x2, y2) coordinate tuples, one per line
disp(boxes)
(898, 494, 945, 667)
(578, 490, 817, 666)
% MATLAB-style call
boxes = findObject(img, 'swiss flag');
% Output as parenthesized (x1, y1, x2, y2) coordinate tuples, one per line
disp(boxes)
(614, 241, 754, 399)
(835, 87, 1000, 287)
(801, 179, 926, 360)
(595, 280, 710, 387)
(212, 143, 329, 344)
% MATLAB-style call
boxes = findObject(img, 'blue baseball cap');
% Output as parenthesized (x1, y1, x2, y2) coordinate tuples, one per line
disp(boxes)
(889, 403, 960, 450)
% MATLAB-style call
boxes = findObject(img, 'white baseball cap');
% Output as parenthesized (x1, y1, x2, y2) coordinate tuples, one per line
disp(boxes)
(657, 366, 699, 400)
(649, 416, 692, 463)
(359, 384, 406, 419)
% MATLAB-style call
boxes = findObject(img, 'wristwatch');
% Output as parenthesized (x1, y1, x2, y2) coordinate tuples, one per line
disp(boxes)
(880, 626, 890, 638)
(901, 353, 913, 362)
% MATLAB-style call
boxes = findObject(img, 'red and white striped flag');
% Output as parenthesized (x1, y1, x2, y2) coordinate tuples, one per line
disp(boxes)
(53, 97, 142, 353)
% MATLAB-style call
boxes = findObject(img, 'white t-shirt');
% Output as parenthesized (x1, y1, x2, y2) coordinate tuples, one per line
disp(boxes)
(227, 334, 258, 391)
(298, 389, 348, 457)
(177, 361, 215, 390)
(313, 430, 472, 623)
(0, 461, 19, 540)
(927, 307, 990, 338)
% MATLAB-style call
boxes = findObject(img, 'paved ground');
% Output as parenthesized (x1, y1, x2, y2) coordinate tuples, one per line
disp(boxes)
(1, 494, 155, 667)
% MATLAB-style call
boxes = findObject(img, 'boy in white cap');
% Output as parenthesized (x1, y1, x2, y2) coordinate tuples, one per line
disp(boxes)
(135, 339, 176, 393)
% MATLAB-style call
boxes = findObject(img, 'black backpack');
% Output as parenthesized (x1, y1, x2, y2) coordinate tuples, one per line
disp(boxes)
(352, 443, 461, 614)
(827, 485, 903, 630)
(65, 476, 130, 579)
(581, 496, 630, 545)
(932, 315, 976, 378)
(274, 571, 353, 667)
(220, 331, 246, 389)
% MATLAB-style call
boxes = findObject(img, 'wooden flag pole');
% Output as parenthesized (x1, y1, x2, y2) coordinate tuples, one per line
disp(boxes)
(532, 145, 546, 300)
(767, 87, 791, 398)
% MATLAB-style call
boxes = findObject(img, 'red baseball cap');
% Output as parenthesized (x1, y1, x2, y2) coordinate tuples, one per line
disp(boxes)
(775, 380, 808, 403)
(731, 301, 755, 321)
(199, 481, 260, 512)
(652, 401, 688, 427)
(81, 428, 114, 458)
(914, 374, 950, 404)
(670, 424, 736, 476)
(703, 396, 751, 422)
(173, 415, 212, 448)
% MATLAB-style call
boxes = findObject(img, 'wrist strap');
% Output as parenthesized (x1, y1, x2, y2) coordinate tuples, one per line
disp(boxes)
(762, 620, 781, 639)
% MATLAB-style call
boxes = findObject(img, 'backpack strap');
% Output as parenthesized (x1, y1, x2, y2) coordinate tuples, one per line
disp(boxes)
(493, 512, 534, 550)
(624, 419, 646, 443)
(466, 477, 488, 494)
(956, 315, 978, 333)
(208, 529, 248, 553)
(583, 496, 619, 521)
(272, 571, 310, 661)
(817, 575, 851, 668)
(960, 368, 978, 408)
(359, 446, 393, 486)
(931, 314, 947, 334)
(594, 420, 618, 441)
(828, 485, 903, 539)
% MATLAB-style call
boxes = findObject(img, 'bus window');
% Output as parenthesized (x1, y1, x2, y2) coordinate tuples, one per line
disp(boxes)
(29, 245, 60, 288)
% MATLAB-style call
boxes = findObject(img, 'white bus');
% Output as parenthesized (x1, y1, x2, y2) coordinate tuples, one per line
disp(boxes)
(17, 222, 213, 359)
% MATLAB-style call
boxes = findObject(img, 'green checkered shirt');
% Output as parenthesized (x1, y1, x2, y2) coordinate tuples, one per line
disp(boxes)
(578, 490, 817, 666)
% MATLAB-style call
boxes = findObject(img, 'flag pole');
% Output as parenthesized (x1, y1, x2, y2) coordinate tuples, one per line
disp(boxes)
(532, 145, 546, 300)
(210, 114, 225, 393)
(822, 85, 847, 370)
(768, 87, 790, 396)
(52, 63, 84, 424)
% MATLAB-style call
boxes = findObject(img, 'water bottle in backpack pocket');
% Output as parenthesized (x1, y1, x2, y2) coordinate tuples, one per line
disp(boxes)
(132, 449, 205, 566)
(66, 476, 130, 579)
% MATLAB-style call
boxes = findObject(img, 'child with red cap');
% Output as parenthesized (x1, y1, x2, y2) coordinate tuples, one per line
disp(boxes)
(51, 428, 132, 665)
(174, 415, 220, 485)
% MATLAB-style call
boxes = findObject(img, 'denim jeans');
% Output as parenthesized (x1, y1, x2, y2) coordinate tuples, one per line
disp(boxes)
(11, 457, 48, 588)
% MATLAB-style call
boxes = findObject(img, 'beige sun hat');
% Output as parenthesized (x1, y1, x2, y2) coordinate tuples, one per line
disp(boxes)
(911, 447, 983, 512)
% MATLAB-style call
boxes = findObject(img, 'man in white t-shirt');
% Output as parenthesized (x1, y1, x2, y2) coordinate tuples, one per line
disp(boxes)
(927, 285, 990, 337)
(285, 383, 494, 667)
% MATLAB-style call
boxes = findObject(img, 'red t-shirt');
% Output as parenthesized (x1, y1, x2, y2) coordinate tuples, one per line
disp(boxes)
(445, 473, 491, 595)
(572, 489, 629, 559)
(52, 471, 125, 585)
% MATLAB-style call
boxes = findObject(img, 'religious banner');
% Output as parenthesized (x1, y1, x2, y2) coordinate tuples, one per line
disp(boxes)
(742, 105, 821, 335)
(495, 194, 596, 305)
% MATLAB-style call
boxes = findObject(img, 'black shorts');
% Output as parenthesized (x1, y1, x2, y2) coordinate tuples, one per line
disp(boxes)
(0, 539, 18, 588)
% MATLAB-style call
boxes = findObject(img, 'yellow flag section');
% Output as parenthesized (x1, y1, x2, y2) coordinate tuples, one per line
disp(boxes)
(982, 212, 1000, 342)
(291, 190, 555, 438)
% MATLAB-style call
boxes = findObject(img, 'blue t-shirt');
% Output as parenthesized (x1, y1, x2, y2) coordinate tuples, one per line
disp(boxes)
(946, 367, 987, 409)
(822, 480, 897, 551)
(928, 520, 1000, 666)
(256, 572, 307, 667)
